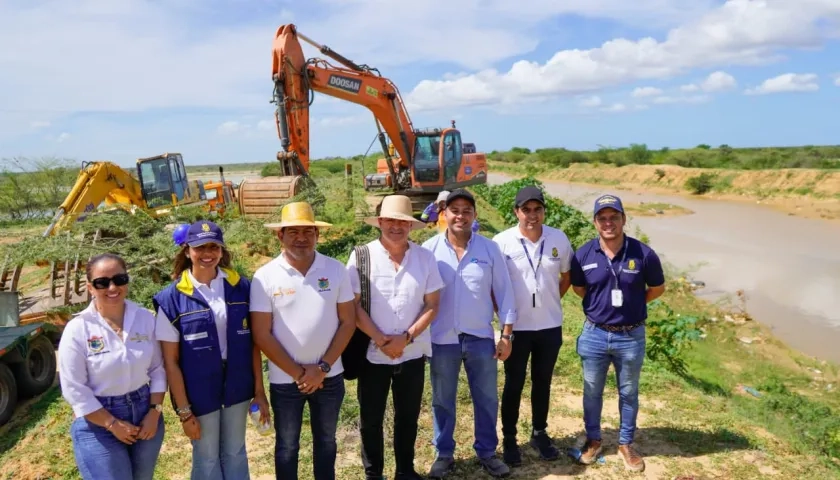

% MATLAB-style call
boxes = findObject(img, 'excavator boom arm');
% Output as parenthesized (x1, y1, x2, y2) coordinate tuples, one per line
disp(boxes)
(43, 162, 147, 236)
(271, 24, 415, 177)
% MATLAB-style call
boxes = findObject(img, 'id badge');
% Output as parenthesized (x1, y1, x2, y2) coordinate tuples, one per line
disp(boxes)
(611, 289, 623, 307)
(533, 291, 542, 308)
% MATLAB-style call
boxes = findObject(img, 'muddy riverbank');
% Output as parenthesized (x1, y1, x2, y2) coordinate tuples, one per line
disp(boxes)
(490, 173, 840, 365)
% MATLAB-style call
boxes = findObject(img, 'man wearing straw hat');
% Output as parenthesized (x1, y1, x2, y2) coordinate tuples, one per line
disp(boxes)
(250, 201, 357, 480)
(346, 194, 445, 480)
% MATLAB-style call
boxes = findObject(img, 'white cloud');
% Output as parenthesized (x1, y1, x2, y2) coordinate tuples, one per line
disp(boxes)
(217, 121, 248, 135)
(56, 133, 71, 143)
(632, 87, 663, 98)
(744, 73, 820, 95)
(700, 71, 737, 92)
(834, 74, 840, 86)
(405, 0, 840, 111)
(30, 121, 51, 129)
(680, 83, 700, 92)
(652, 94, 712, 104)
(602, 103, 628, 113)
(317, 115, 368, 127)
(579, 95, 603, 107)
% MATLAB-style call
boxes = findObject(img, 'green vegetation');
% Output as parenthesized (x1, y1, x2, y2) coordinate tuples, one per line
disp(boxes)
(491, 144, 840, 170)
(0, 157, 77, 222)
(2, 151, 840, 479)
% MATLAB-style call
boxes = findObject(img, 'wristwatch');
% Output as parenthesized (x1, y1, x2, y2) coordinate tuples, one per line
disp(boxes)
(318, 361, 331, 373)
(150, 403, 163, 413)
(500, 333, 515, 342)
(404, 330, 414, 344)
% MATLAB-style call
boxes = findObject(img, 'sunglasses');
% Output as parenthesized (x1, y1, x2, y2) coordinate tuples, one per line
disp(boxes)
(91, 273, 130, 290)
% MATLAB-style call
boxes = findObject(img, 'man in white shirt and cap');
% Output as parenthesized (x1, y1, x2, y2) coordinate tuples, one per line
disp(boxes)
(492, 185, 574, 466)
(347, 194, 445, 480)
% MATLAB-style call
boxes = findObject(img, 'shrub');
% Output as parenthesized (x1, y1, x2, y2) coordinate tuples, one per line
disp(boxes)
(645, 300, 702, 375)
(685, 173, 716, 194)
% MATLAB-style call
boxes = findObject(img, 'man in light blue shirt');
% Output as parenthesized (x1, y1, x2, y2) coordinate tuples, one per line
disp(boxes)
(421, 189, 517, 479)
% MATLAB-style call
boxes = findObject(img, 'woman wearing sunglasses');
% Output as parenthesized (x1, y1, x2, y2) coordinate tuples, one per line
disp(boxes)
(58, 253, 167, 480)
(153, 220, 269, 480)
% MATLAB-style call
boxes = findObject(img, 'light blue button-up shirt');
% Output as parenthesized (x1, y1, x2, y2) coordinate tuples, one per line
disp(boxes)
(422, 231, 517, 345)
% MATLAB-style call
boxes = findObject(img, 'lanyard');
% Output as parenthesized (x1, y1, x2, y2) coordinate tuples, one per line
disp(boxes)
(520, 238, 545, 280)
(606, 238, 628, 287)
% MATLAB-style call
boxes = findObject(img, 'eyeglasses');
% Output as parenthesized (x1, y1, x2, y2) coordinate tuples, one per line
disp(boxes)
(91, 273, 130, 290)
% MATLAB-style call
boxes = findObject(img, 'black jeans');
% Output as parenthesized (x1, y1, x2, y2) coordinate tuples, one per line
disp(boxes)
(357, 356, 426, 478)
(501, 326, 563, 439)
(269, 375, 346, 480)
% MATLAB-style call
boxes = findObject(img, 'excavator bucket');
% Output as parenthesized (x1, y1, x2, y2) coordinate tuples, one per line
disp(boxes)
(238, 175, 306, 218)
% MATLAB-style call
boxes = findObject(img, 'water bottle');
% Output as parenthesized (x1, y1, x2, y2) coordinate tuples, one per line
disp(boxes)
(249, 403, 273, 436)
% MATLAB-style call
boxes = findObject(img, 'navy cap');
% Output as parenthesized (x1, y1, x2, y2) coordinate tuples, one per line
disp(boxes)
(445, 188, 475, 208)
(593, 194, 624, 216)
(185, 220, 226, 247)
(514, 186, 545, 208)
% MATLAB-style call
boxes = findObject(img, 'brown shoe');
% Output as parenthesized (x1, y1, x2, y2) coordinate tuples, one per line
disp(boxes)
(578, 439, 602, 465)
(618, 444, 645, 472)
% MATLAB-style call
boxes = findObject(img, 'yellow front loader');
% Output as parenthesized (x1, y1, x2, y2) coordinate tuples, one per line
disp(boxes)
(42, 153, 213, 236)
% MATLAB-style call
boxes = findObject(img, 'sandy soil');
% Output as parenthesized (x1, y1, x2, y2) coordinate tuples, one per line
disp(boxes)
(538, 164, 840, 222)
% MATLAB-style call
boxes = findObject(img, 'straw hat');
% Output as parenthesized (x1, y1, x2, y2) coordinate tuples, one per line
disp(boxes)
(264, 201, 332, 230)
(364, 195, 426, 231)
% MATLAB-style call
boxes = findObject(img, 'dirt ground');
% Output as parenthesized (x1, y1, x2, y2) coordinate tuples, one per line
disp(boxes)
(540, 164, 840, 222)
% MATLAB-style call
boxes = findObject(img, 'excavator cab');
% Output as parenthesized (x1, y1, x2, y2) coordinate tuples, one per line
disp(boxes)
(411, 127, 463, 185)
(136, 153, 203, 208)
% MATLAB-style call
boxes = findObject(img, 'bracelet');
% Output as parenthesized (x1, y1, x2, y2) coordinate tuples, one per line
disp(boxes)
(175, 404, 192, 416)
(105, 418, 116, 430)
(179, 413, 195, 423)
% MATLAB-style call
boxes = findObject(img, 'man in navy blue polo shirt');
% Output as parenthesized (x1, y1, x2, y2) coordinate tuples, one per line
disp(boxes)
(569, 194, 665, 473)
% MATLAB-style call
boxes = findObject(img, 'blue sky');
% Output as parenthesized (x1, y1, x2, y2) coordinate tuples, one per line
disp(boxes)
(1, 0, 839, 169)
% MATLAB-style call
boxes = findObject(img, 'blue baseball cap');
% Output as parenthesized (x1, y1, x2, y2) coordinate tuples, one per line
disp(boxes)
(185, 220, 226, 247)
(593, 194, 624, 216)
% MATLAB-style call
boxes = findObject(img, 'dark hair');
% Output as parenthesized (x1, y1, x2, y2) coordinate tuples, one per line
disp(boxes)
(85, 253, 128, 280)
(171, 244, 232, 280)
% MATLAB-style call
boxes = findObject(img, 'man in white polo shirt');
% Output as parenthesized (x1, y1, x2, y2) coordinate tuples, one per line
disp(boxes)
(492, 186, 573, 467)
(346, 194, 444, 480)
(250, 201, 357, 480)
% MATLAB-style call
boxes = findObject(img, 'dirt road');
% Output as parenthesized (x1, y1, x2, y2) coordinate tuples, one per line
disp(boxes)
(489, 173, 840, 365)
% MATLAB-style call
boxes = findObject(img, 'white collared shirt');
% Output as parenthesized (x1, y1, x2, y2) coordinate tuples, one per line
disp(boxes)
(250, 251, 355, 384)
(156, 268, 229, 359)
(58, 300, 167, 418)
(346, 239, 445, 365)
(492, 225, 573, 331)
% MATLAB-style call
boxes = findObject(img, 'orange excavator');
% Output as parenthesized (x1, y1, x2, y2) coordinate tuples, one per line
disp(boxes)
(237, 24, 488, 217)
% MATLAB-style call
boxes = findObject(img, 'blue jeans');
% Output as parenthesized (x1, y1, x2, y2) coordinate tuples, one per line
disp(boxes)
(270, 374, 345, 480)
(576, 321, 646, 445)
(430, 334, 499, 459)
(70, 384, 165, 480)
(190, 400, 251, 480)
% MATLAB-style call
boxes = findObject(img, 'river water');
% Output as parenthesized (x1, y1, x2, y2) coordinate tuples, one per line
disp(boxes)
(490, 173, 840, 365)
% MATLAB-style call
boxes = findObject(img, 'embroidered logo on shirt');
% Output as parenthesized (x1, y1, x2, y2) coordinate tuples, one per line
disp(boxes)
(317, 277, 331, 292)
(469, 257, 489, 265)
(552, 247, 558, 258)
(627, 259, 636, 270)
(128, 333, 149, 343)
(582, 263, 598, 271)
(237, 317, 250, 335)
(273, 287, 296, 297)
(88, 336, 105, 353)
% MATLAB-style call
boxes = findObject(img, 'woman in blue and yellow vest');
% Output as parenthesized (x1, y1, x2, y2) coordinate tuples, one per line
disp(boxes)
(153, 220, 269, 480)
